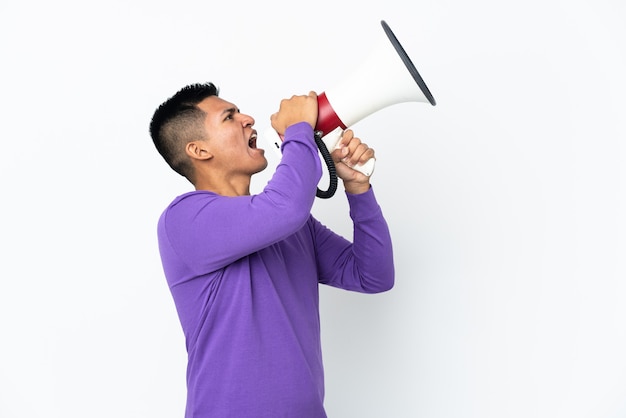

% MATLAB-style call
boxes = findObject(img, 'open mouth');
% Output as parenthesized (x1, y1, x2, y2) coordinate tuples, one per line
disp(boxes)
(248, 132, 257, 148)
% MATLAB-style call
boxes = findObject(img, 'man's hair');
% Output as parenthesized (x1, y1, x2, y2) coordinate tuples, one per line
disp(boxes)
(149, 82, 220, 181)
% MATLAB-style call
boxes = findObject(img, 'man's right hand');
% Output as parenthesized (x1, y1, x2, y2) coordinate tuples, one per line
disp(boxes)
(270, 91, 318, 135)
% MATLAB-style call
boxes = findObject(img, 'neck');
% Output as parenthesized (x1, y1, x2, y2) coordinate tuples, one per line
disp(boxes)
(193, 174, 251, 196)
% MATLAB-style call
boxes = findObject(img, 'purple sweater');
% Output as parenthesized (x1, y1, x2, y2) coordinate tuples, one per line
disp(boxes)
(157, 122, 394, 417)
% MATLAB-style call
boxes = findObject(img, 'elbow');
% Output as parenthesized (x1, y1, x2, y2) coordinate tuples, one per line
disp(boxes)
(364, 271, 395, 294)
(378, 275, 395, 293)
(378, 263, 395, 292)
(384, 276, 395, 292)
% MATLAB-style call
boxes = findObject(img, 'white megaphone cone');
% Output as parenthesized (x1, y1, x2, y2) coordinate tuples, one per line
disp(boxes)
(266, 20, 436, 196)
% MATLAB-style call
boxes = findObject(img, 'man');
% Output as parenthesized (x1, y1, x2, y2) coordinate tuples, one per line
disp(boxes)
(149, 82, 394, 417)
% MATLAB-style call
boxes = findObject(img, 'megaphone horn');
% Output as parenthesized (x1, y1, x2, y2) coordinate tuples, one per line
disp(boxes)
(317, 20, 436, 136)
(267, 20, 436, 198)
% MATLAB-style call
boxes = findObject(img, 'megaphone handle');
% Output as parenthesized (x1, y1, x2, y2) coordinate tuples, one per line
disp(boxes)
(321, 128, 376, 177)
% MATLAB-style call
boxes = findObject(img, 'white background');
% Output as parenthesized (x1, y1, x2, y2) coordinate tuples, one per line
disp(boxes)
(1, 0, 625, 417)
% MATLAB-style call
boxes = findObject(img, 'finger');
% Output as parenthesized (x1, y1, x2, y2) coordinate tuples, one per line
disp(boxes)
(356, 146, 375, 165)
(346, 143, 368, 166)
(338, 129, 354, 148)
(343, 135, 362, 160)
(346, 143, 375, 168)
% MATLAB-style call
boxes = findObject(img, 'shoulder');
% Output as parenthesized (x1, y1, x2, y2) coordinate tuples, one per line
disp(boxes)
(166, 190, 218, 210)
(159, 190, 219, 225)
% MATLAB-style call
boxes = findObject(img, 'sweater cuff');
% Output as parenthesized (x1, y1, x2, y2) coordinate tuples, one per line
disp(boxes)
(282, 122, 315, 150)
(346, 186, 382, 221)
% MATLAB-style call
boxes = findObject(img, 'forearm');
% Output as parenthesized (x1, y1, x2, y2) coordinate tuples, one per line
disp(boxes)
(347, 186, 395, 292)
(316, 186, 394, 293)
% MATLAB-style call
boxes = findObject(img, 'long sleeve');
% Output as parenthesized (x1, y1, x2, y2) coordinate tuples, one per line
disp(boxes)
(158, 122, 322, 282)
(313, 186, 395, 293)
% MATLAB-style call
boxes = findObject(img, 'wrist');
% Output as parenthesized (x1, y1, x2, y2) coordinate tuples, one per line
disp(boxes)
(344, 182, 370, 195)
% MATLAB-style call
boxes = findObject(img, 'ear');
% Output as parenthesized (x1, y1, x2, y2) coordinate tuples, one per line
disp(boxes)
(185, 141, 213, 161)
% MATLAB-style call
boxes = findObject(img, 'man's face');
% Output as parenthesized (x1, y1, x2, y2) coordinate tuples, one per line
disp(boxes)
(197, 96, 267, 176)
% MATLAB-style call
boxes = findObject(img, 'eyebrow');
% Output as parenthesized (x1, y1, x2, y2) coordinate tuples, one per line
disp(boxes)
(221, 107, 239, 117)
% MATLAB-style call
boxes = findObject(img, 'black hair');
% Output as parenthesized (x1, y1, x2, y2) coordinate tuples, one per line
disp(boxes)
(149, 82, 220, 181)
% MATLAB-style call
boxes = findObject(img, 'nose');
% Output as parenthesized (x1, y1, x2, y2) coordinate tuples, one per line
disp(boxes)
(241, 113, 255, 128)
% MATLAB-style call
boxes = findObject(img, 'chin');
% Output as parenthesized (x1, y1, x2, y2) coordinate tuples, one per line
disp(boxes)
(251, 155, 268, 174)
(257, 160, 269, 173)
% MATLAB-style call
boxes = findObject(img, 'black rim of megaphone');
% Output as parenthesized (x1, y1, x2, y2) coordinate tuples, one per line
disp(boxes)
(315, 131, 338, 199)
(381, 20, 436, 106)
(315, 21, 434, 199)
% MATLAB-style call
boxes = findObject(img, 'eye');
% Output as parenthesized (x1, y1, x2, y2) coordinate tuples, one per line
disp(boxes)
(223, 108, 239, 122)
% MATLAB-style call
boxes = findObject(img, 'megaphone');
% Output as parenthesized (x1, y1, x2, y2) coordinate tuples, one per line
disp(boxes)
(267, 20, 436, 198)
